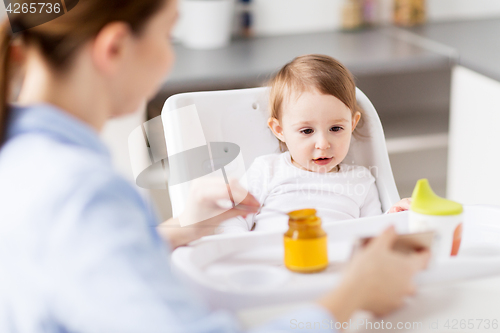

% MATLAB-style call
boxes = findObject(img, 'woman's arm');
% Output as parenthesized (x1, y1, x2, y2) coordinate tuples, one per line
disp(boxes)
(156, 179, 260, 249)
(156, 217, 195, 250)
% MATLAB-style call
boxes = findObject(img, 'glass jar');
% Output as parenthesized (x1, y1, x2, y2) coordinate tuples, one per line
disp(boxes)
(393, 0, 426, 27)
(284, 209, 329, 273)
(342, 0, 363, 31)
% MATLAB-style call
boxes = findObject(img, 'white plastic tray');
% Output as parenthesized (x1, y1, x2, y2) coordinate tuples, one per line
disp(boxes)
(171, 205, 500, 310)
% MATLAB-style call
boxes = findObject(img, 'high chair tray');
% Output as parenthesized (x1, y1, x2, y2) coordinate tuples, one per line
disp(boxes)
(171, 205, 500, 310)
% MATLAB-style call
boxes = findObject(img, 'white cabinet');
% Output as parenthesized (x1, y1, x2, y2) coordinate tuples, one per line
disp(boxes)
(448, 65, 500, 205)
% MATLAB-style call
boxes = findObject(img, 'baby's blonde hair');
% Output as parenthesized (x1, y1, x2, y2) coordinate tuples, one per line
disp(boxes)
(268, 54, 364, 152)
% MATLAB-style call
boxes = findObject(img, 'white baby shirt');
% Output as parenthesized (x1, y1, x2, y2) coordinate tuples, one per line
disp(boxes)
(219, 151, 382, 233)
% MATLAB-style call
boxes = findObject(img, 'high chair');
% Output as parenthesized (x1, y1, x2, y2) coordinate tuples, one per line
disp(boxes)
(162, 87, 400, 221)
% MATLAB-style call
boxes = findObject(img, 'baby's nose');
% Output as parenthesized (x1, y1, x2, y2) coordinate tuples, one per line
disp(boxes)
(315, 136, 331, 149)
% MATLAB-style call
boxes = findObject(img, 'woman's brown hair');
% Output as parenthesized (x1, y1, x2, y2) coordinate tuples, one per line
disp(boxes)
(268, 54, 364, 152)
(0, 0, 167, 147)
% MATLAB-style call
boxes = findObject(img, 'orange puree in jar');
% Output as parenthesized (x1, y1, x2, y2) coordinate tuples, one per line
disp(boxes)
(284, 209, 328, 273)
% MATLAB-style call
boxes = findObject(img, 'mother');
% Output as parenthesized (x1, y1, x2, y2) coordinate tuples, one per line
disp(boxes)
(0, 0, 428, 331)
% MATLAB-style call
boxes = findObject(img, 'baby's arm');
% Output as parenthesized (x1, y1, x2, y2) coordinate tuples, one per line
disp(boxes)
(360, 181, 383, 217)
(388, 198, 412, 213)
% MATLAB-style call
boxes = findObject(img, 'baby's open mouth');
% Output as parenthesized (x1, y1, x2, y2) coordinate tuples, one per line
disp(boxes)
(312, 157, 333, 165)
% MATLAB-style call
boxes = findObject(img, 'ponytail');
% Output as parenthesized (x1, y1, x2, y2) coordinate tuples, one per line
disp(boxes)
(0, 20, 11, 148)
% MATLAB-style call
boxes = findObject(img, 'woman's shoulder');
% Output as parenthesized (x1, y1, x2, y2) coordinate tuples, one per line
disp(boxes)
(3, 132, 142, 209)
(0, 132, 153, 238)
(51, 145, 143, 210)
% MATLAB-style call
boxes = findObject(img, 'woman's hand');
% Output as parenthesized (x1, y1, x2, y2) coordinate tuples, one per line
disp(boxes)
(157, 178, 260, 249)
(388, 198, 412, 213)
(317, 226, 430, 325)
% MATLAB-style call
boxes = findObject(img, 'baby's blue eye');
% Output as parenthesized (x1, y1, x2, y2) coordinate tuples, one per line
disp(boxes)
(330, 126, 343, 132)
(300, 129, 314, 135)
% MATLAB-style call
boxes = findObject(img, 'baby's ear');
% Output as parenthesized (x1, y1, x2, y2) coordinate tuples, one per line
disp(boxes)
(267, 117, 285, 142)
(351, 111, 361, 132)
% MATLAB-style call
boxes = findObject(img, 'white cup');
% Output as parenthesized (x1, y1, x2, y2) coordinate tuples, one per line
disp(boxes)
(409, 211, 463, 260)
(181, 0, 235, 50)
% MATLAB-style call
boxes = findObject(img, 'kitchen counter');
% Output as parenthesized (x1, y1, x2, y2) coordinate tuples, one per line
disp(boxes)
(407, 18, 500, 82)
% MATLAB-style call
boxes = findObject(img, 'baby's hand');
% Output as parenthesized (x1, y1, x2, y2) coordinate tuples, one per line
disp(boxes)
(388, 198, 412, 214)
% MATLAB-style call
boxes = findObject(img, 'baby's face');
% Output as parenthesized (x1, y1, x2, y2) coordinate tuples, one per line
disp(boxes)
(270, 90, 360, 173)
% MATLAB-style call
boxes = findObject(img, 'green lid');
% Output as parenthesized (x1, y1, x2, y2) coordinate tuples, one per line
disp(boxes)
(410, 179, 463, 216)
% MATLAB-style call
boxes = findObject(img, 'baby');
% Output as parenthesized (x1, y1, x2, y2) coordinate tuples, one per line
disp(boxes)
(220, 54, 410, 233)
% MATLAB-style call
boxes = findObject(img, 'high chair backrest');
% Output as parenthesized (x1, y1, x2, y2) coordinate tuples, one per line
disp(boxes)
(162, 87, 400, 214)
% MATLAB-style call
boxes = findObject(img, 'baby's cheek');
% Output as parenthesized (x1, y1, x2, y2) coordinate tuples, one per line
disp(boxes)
(337, 137, 352, 153)
(291, 143, 308, 157)
(295, 151, 309, 163)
